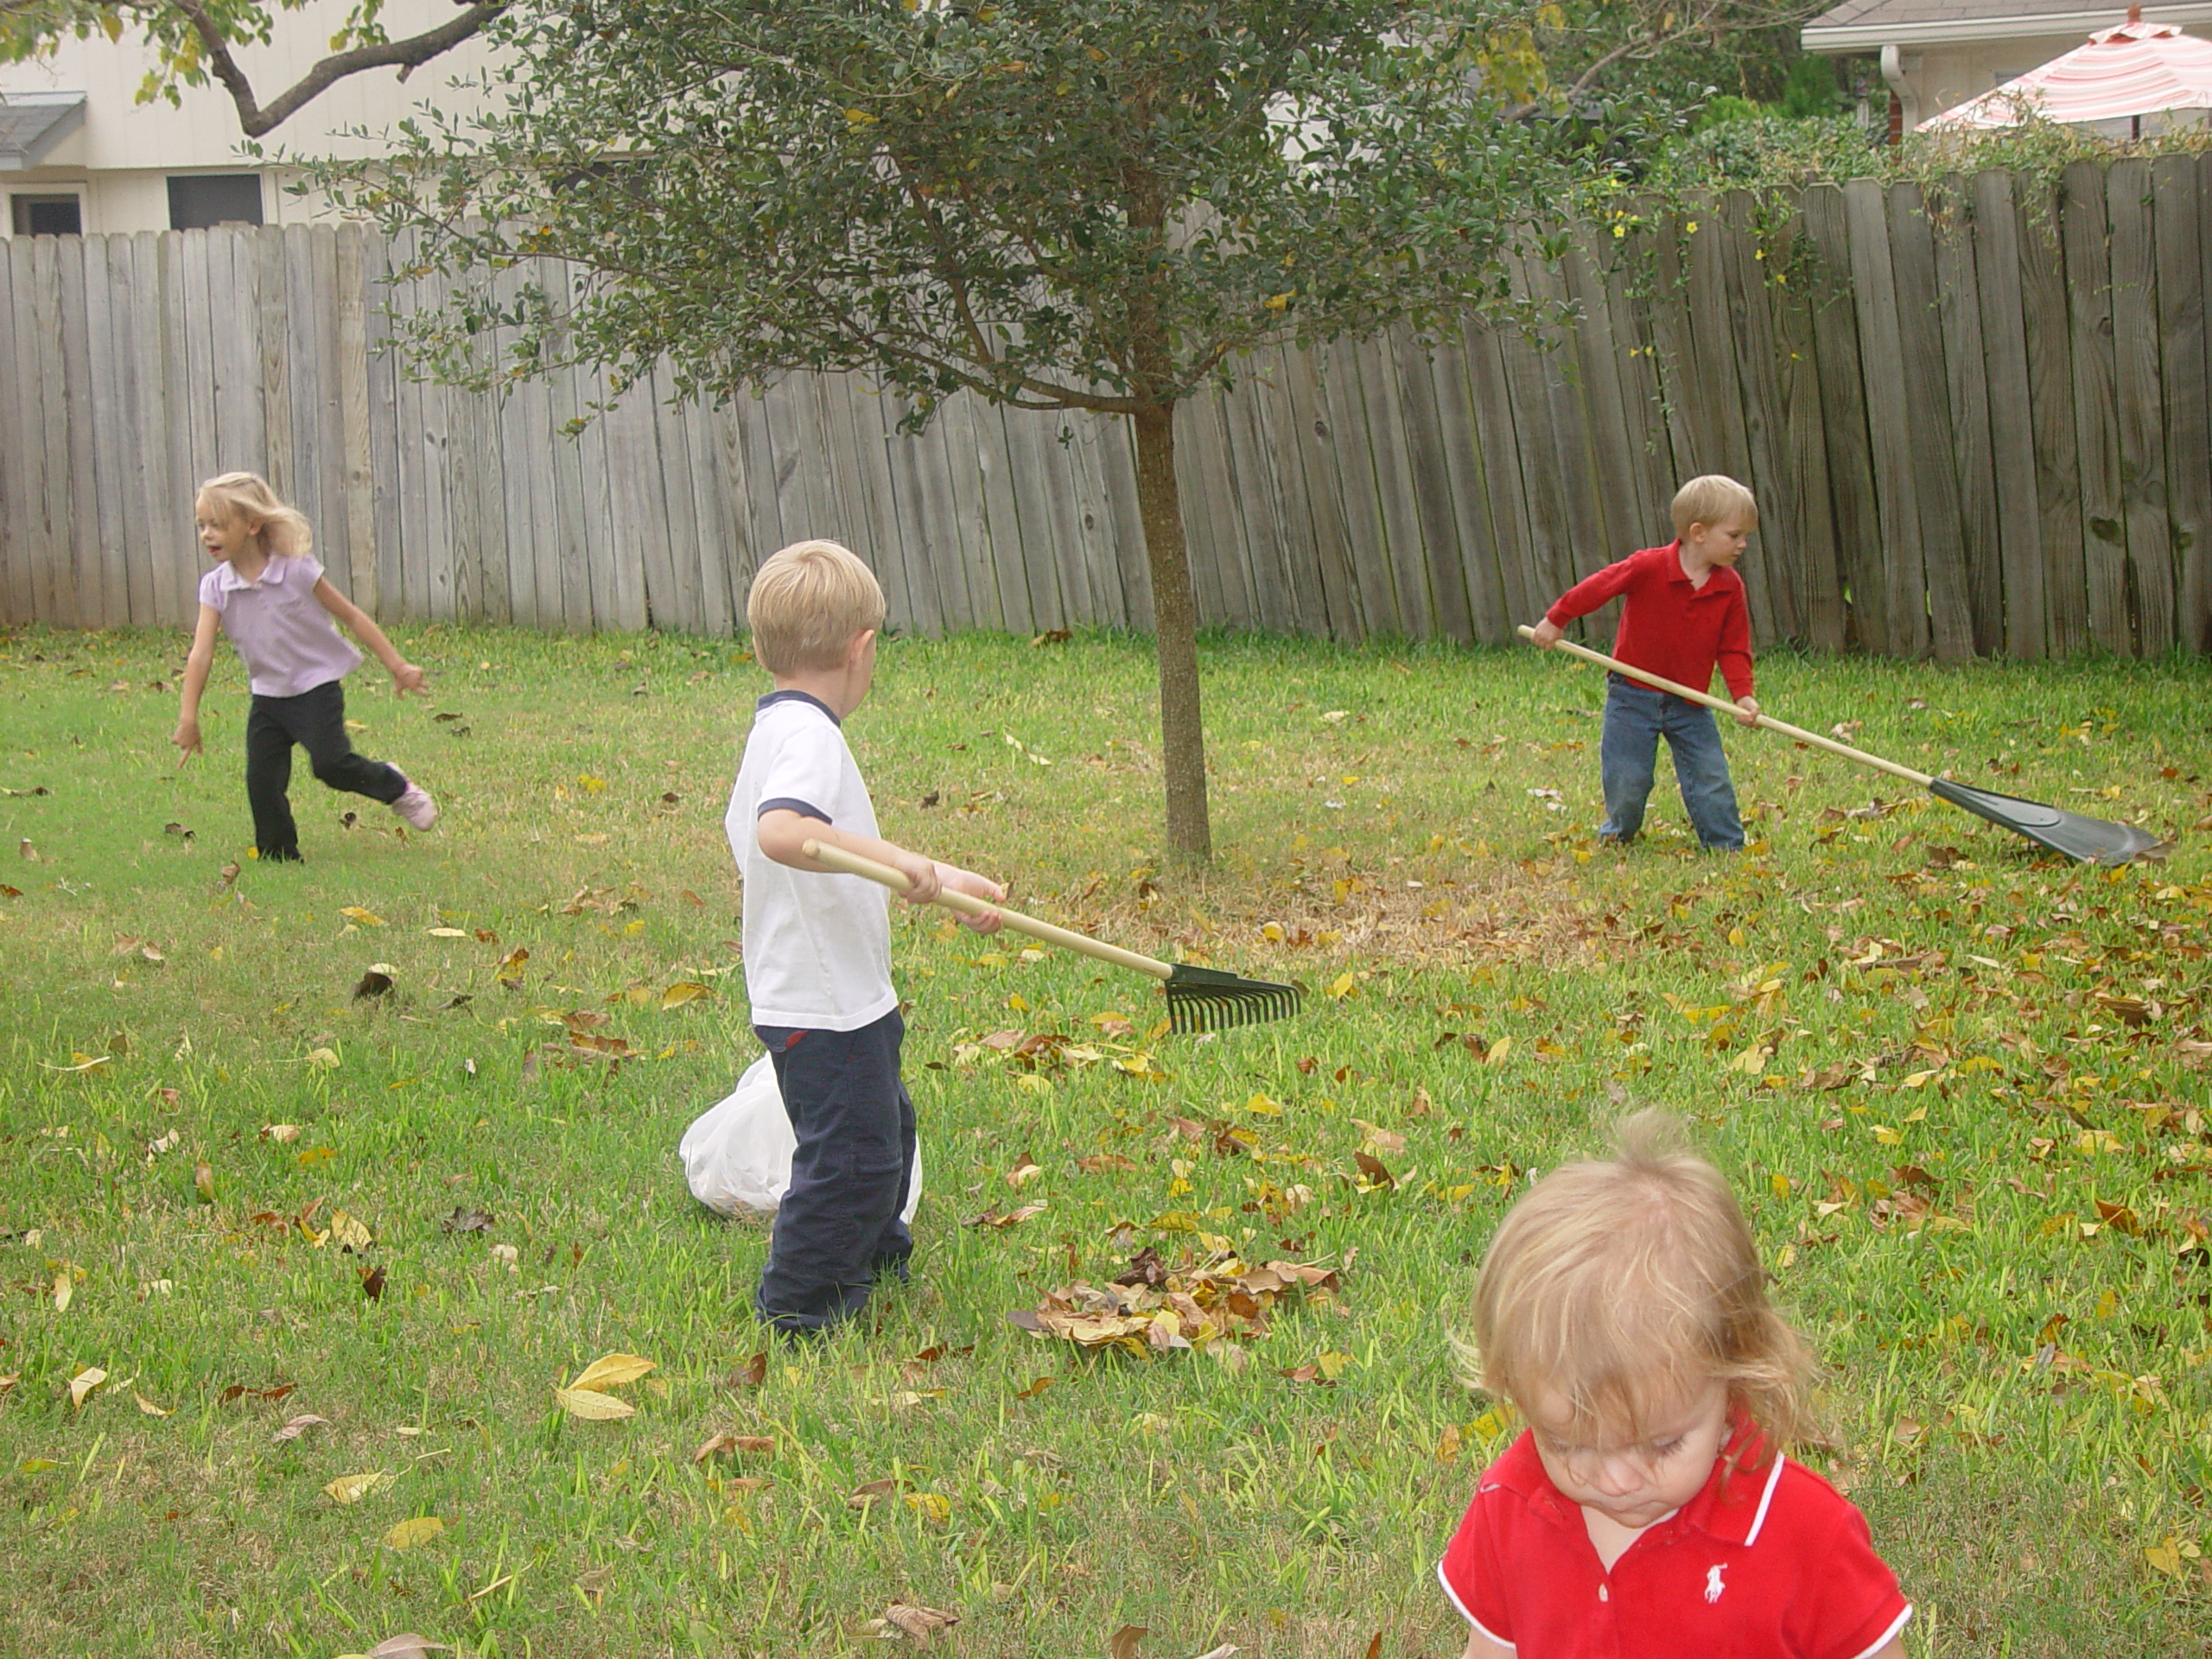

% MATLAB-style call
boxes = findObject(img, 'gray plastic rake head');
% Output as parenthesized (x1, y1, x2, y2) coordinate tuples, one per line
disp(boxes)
(1162, 964, 1303, 1033)
(1929, 779, 2168, 867)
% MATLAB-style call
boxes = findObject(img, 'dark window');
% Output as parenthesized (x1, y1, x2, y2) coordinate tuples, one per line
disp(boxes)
(167, 174, 264, 231)
(10, 194, 82, 236)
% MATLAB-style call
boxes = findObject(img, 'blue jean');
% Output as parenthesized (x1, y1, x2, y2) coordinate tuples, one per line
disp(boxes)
(752, 1009, 916, 1337)
(1599, 675, 1745, 851)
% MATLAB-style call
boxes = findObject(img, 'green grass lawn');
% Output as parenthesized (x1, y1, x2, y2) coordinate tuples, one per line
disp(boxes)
(2, 621, 2209, 1658)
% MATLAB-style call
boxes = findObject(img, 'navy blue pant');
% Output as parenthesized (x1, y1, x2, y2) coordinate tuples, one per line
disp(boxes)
(245, 678, 406, 861)
(752, 1009, 915, 1336)
(1599, 674, 1745, 851)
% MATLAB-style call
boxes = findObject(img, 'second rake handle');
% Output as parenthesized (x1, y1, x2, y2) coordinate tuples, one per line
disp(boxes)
(802, 838, 1173, 982)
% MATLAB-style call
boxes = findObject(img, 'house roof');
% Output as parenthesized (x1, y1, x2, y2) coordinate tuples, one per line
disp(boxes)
(0, 90, 85, 170)
(1805, 1, 2212, 51)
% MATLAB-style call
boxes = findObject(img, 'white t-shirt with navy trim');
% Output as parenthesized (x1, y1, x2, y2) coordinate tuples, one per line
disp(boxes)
(725, 690, 896, 1032)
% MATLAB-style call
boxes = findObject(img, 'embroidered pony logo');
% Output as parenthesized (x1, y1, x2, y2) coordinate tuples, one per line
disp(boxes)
(1703, 1564, 1726, 1604)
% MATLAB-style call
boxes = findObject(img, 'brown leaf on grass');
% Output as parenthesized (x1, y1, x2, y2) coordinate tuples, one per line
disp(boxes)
(220, 1381, 298, 1406)
(1014, 1376, 1055, 1399)
(1076, 1153, 1137, 1175)
(847, 1477, 909, 1510)
(135, 1391, 172, 1417)
(353, 968, 396, 1001)
(1109, 1626, 1147, 1659)
(1005, 1154, 1044, 1189)
(1361, 1634, 1382, 1659)
(1351, 1119, 1407, 1155)
(324, 1469, 390, 1504)
(885, 1603, 961, 1643)
(966, 1202, 1047, 1229)
(494, 946, 530, 988)
(1353, 1151, 1395, 1191)
(726, 1352, 767, 1389)
(441, 1206, 493, 1234)
(194, 1159, 215, 1203)
(272, 1414, 329, 1443)
(1013, 1251, 1343, 1356)
(659, 981, 713, 1010)
(569, 1353, 656, 1391)
(553, 1387, 634, 1421)
(68, 1367, 106, 1408)
(360, 1265, 387, 1301)
(344, 1634, 452, 1659)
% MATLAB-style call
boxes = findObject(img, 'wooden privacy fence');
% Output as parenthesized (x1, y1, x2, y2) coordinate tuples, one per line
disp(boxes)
(3, 157, 2209, 657)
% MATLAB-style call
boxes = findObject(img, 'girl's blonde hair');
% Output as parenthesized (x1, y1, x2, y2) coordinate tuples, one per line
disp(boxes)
(1467, 1111, 1815, 1453)
(747, 539, 887, 674)
(1670, 474, 1758, 537)
(196, 473, 314, 559)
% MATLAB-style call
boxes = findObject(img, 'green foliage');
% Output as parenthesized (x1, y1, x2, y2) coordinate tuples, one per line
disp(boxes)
(309, 0, 1559, 417)
(1777, 51, 1845, 120)
(0, 623, 2209, 1652)
(0, 0, 402, 107)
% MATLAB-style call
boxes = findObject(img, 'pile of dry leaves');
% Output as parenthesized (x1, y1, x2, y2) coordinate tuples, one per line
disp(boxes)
(1006, 1246, 1340, 1357)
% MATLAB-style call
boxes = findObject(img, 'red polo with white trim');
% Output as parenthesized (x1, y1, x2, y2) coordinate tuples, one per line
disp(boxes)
(1544, 543, 1755, 702)
(1439, 1427, 1910, 1659)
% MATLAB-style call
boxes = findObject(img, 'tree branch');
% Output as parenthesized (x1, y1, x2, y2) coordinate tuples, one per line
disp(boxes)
(169, 0, 506, 137)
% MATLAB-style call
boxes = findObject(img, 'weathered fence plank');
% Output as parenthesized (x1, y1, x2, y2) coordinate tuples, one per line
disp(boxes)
(3, 172, 2209, 664)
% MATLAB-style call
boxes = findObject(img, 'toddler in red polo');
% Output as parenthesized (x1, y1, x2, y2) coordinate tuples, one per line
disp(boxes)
(1530, 475, 1764, 852)
(1440, 1113, 1910, 1659)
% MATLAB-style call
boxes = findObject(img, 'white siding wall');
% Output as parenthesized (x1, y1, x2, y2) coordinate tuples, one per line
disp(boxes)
(2, 0, 505, 235)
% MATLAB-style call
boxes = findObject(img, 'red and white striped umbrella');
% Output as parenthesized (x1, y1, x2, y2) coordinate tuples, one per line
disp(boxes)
(1926, 4, 2212, 130)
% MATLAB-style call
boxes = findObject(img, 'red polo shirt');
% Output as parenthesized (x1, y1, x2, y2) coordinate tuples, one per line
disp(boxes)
(1439, 1427, 1910, 1659)
(1545, 543, 1754, 702)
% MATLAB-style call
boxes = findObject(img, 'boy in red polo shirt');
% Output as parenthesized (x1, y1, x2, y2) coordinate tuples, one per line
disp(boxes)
(1530, 475, 1763, 851)
(1440, 1112, 1910, 1659)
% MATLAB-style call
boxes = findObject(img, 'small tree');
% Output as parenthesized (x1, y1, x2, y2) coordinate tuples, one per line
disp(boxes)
(322, 0, 1565, 863)
(2, 1, 505, 136)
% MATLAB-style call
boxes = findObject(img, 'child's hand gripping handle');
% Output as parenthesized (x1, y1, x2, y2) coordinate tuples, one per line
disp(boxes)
(1514, 624, 1933, 788)
(802, 839, 1173, 982)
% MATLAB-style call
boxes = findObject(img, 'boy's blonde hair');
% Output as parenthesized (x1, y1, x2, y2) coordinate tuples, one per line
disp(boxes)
(1468, 1111, 1814, 1452)
(197, 472, 314, 558)
(747, 540, 887, 674)
(1671, 474, 1758, 537)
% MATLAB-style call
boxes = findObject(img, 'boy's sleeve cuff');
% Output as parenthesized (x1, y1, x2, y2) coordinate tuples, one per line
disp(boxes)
(758, 798, 832, 825)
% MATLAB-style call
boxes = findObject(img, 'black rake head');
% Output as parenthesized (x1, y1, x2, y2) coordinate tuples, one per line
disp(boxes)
(1929, 779, 2169, 867)
(1162, 964, 1304, 1034)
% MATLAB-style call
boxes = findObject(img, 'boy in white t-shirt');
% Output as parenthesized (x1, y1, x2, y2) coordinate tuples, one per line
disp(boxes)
(726, 540, 1004, 1337)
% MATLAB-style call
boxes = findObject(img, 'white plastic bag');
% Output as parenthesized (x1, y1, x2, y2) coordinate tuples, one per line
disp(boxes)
(680, 1052, 922, 1224)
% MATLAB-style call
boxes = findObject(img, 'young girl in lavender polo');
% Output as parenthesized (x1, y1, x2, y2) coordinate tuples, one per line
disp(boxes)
(171, 473, 437, 862)
(1441, 1112, 1910, 1659)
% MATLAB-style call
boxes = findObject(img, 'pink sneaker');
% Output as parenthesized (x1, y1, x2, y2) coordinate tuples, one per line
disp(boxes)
(391, 776, 439, 831)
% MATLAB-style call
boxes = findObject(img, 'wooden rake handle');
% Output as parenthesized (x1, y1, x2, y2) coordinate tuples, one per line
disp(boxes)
(1516, 625, 1933, 789)
(801, 838, 1173, 982)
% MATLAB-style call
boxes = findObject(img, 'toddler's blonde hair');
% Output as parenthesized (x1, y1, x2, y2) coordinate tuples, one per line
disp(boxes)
(1467, 1111, 1814, 1453)
(196, 472, 314, 558)
(1670, 474, 1758, 537)
(747, 540, 887, 674)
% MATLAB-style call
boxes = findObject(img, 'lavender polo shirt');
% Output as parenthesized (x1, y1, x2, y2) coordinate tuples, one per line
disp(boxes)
(197, 555, 362, 698)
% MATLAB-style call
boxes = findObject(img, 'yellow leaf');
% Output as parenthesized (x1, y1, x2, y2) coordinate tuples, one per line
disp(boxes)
(340, 906, 386, 927)
(428, 927, 468, 938)
(52, 1269, 72, 1313)
(306, 1047, 340, 1069)
(577, 774, 607, 794)
(324, 1470, 389, 1504)
(2144, 1536, 2182, 1577)
(135, 1391, 171, 1417)
(327, 1211, 373, 1251)
(902, 1491, 952, 1522)
(383, 1516, 447, 1550)
(1324, 972, 1357, 1001)
(261, 1122, 300, 1143)
(659, 982, 712, 1010)
(554, 1386, 635, 1421)
(68, 1367, 106, 1408)
(1872, 1123, 1902, 1145)
(1484, 1034, 1512, 1066)
(569, 1352, 657, 1391)
(1315, 1351, 1354, 1381)
(1243, 1092, 1283, 1116)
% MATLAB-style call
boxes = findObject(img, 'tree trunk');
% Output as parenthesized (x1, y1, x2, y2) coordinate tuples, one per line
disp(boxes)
(1130, 402, 1211, 864)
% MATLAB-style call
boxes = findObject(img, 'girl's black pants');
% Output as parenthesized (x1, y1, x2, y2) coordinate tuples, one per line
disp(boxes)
(245, 678, 404, 861)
